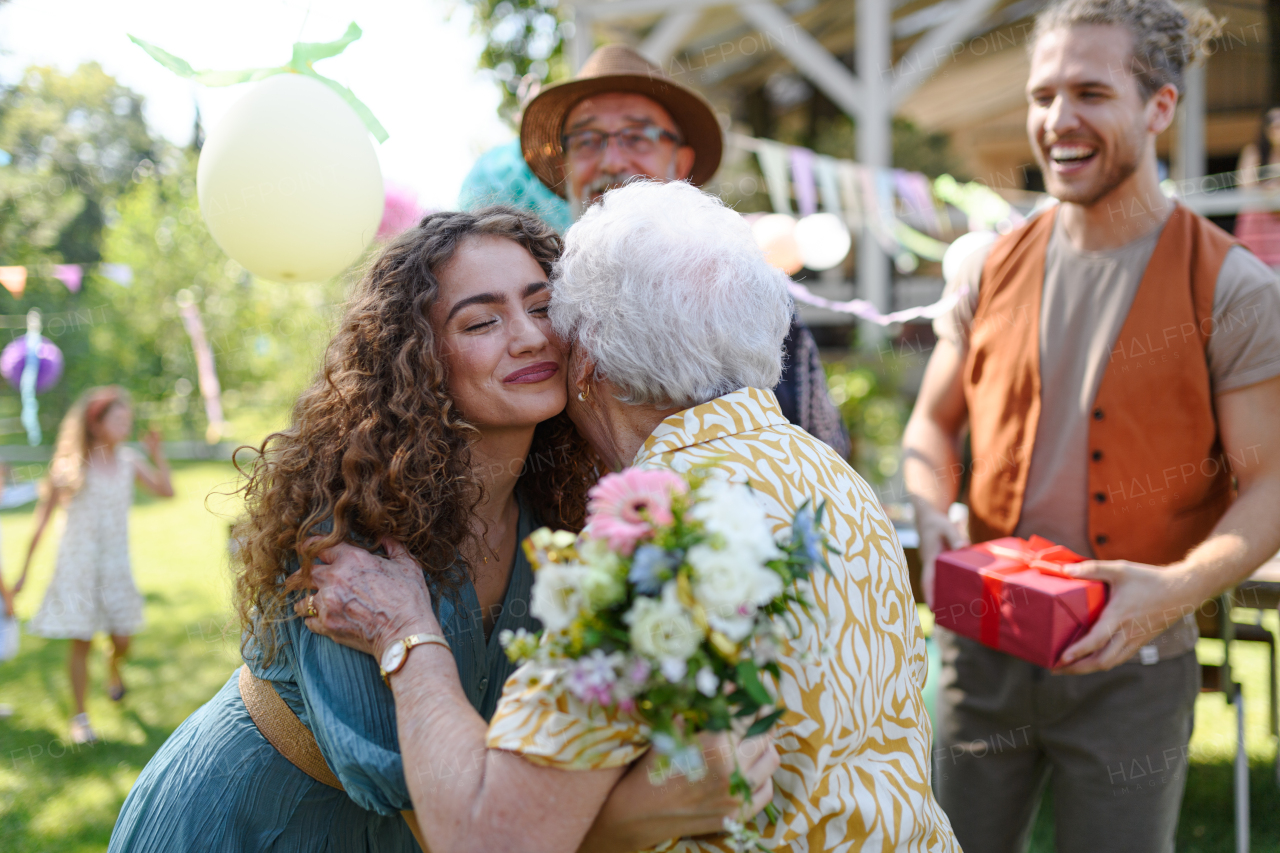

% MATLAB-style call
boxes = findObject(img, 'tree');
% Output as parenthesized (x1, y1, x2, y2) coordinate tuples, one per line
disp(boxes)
(0, 64, 348, 445)
(0, 63, 155, 266)
(464, 0, 571, 123)
(96, 145, 347, 443)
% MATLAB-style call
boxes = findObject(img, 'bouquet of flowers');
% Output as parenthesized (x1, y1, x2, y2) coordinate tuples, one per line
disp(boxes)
(501, 466, 833, 848)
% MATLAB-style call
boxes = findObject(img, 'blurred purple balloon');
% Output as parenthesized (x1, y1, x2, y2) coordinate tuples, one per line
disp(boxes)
(1, 336, 64, 393)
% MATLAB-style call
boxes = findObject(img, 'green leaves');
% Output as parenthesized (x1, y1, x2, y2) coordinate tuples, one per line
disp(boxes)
(745, 707, 785, 738)
(735, 660, 772, 706)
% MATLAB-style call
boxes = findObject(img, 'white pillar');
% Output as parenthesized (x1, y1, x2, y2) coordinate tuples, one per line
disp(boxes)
(1174, 62, 1206, 184)
(857, 0, 892, 349)
(640, 10, 702, 65)
(569, 6, 594, 73)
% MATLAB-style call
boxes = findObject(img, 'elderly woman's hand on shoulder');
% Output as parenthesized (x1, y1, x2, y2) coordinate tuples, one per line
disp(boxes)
(289, 538, 438, 661)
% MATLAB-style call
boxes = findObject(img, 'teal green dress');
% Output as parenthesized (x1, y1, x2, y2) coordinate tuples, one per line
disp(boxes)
(108, 506, 541, 853)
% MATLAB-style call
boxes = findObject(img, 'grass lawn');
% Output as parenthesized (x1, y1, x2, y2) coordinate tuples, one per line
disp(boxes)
(0, 461, 1276, 850)
(0, 462, 244, 852)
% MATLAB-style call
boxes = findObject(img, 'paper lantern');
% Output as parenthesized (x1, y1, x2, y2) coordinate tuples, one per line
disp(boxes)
(794, 213, 852, 271)
(942, 230, 999, 283)
(0, 336, 63, 393)
(751, 214, 803, 276)
(197, 74, 384, 283)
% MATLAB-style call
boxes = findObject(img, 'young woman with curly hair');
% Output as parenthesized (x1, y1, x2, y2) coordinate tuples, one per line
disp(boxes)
(108, 207, 774, 853)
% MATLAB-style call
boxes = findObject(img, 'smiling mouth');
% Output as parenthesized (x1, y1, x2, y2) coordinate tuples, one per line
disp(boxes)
(1048, 143, 1098, 172)
(504, 362, 560, 384)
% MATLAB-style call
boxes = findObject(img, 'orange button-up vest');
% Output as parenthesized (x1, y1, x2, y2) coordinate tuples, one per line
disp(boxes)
(962, 204, 1238, 565)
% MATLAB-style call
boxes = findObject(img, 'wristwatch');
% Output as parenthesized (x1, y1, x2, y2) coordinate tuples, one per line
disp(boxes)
(379, 633, 451, 687)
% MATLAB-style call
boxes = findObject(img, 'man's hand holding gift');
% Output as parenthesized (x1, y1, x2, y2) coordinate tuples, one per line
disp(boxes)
(1053, 560, 1204, 674)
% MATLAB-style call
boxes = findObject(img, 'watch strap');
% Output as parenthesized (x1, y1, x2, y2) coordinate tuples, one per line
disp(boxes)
(380, 632, 450, 686)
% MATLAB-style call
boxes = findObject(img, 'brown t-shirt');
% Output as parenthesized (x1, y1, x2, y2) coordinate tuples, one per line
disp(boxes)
(936, 211, 1280, 659)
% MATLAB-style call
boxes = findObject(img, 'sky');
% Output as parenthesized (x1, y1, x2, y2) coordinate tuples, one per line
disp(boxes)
(0, 0, 514, 209)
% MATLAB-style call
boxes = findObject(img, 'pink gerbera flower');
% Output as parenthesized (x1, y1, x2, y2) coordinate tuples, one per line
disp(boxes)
(585, 468, 688, 555)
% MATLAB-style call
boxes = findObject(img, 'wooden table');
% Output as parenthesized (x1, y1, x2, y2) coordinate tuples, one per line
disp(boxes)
(1237, 559, 1280, 611)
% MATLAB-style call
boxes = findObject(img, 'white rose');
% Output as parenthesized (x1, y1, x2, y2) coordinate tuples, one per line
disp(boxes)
(687, 543, 748, 611)
(688, 543, 784, 616)
(691, 480, 781, 563)
(530, 562, 587, 633)
(625, 582, 703, 669)
(707, 611, 754, 642)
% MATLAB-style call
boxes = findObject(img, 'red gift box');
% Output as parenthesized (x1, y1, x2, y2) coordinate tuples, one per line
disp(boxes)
(931, 535, 1108, 668)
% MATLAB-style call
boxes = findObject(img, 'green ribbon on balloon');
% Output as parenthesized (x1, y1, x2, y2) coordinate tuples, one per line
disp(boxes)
(129, 22, 389, 143)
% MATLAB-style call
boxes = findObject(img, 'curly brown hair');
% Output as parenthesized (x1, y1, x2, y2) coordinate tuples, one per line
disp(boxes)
(233, 207, 597, 661)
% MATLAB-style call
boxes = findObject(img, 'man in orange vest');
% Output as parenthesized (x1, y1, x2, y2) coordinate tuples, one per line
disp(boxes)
(903, 1, 1280, 850)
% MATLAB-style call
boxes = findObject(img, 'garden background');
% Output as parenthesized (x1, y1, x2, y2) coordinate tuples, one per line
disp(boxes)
(0, 33, 1276, 853)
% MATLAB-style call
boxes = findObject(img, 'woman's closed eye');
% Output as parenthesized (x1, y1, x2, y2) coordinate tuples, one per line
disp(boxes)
(463, 318, 498, 333)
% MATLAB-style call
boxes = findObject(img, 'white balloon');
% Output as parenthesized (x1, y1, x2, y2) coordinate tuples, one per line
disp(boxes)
(942, 230, 999, 284)
(197, 74, 384, 283)
(794, 213, 852, 271)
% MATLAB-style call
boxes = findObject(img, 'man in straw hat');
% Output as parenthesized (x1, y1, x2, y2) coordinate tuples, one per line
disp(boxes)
(521, 43, 849, 456)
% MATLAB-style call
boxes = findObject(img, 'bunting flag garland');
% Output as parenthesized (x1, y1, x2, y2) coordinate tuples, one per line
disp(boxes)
(788, 147, 818, 217)
(756, 141, 792, 215)
(733, 132, 1043, 269)
(860, 168, 904, 256)
(0, 262, 131, 296)
(895, 170, 944, 236)
(933, 174, 1020, 231)
(53, 264, 83, 293)
(0, 267, 27, 297)
(100, 263, 134, 286)
(836, 162, 863, 230)
(813, 155, 844, 220)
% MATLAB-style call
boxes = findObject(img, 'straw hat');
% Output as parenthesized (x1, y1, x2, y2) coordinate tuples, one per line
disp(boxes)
(520, 44, 724, 198)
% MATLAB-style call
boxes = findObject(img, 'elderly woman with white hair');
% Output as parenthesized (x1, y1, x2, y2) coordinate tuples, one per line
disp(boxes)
(301, 181, 959, 852)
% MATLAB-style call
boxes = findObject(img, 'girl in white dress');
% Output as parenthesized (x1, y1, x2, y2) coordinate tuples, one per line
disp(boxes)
(15, 387, 173, 743)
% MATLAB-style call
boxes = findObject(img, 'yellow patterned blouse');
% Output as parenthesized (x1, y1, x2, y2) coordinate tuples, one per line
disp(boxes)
(488, 388, 959, 852)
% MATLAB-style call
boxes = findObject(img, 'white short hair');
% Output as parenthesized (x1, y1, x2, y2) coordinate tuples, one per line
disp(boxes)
(550, 180, 793, 409)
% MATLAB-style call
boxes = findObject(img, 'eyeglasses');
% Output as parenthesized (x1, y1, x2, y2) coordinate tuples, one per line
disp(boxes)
(561, 124, 682, 161)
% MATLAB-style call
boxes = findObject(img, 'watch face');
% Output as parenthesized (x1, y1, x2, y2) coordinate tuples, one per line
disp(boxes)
(381, 641, 406, 674)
